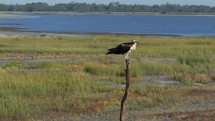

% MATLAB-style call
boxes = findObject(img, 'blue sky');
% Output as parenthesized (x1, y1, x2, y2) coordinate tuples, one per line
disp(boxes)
(0, 0, 215, 6)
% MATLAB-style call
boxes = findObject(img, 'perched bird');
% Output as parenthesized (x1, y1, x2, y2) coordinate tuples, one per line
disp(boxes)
(106, 40, 138, 59)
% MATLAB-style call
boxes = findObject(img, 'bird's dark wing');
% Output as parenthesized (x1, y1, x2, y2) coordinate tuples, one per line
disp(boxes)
(106, 47, 116, 54)
(115, 44, 131, 54)
(106, 42, 132, 55)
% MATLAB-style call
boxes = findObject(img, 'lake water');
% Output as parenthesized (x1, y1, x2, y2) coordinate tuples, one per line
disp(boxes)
(0, 14, 215, 36)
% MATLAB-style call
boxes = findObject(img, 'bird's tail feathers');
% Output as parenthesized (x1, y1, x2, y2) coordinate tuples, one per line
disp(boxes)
(106, 48, 116, 55)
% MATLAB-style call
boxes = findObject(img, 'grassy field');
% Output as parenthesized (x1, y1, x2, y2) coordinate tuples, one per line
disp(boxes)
(0, 35, 215, 120)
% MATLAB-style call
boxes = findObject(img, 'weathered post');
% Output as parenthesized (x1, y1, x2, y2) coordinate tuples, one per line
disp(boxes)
(120, 59, 131, 121)
(105, 39, 137, 121)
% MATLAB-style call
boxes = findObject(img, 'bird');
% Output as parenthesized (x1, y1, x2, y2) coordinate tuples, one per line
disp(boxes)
(106, 40, 138, 59)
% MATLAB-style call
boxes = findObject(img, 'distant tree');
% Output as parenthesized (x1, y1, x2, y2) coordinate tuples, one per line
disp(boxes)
(53, 4, 68, 11)
(73, 3, 90, 12)
(15, 4, 25, 11)
(24, 2, 50, 11)
(89, 3, 98, 12)
(0, 2, 214, 13)
(152, 5, 160, 12)
(7, 5, 16, 11)
(0, 4, 8, 11)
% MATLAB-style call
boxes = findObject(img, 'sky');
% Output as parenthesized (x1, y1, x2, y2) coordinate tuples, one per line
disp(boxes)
(0, 0, 215, 6)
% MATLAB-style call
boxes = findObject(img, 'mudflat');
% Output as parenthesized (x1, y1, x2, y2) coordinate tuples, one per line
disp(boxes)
(0, 13, 34, 18)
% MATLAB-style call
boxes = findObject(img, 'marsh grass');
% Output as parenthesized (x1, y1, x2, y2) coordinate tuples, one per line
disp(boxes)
(0, 61, 112, 119)
(0, 35, 215, 120)
(84, 63, 124, 76)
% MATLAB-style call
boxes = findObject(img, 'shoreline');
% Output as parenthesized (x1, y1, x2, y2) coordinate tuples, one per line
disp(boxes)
(0, 27, 215, 38)
(0, 13, 37, 18)
(1, 11, 215, 16)
(0, 26, 183, 37)
(1, 26, 215, 38)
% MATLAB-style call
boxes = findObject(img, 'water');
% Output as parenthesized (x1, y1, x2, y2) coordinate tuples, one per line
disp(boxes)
(0, 14, 215, 36)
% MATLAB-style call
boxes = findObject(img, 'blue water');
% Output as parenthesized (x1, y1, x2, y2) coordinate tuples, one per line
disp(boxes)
(0, 14, 215, 36)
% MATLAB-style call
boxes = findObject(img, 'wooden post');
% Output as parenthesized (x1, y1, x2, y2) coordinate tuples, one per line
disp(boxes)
(120, 59, 131, 121)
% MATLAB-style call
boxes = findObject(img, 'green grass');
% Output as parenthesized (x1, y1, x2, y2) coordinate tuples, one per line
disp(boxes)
(0, 62, 112, 119)
(0, 35, 215, 120)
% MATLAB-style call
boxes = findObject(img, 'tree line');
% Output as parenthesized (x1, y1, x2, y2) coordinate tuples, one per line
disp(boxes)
(0, 2, 215, 13)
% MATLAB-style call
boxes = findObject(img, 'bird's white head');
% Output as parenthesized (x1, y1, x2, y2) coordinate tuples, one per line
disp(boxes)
(132, 40, 138, 43)
(130, 40, 138, 51)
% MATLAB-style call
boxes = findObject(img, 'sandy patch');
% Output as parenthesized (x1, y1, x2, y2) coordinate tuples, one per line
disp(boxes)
(0, 13, 36, 18)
